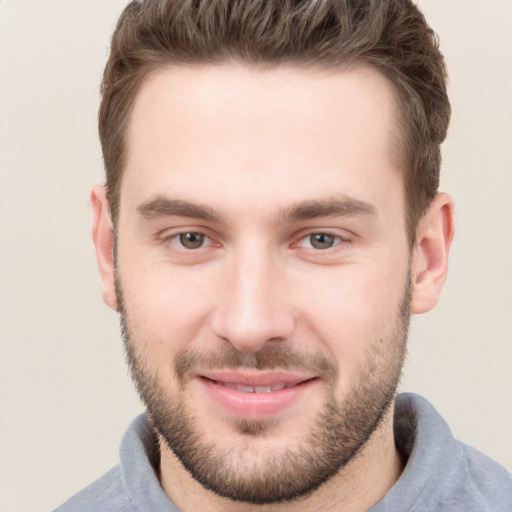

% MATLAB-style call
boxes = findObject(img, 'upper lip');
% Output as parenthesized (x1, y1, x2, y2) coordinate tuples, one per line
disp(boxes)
(196, 370, 317, 387)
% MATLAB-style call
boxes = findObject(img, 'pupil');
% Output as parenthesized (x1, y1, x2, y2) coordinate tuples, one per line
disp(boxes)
(180, 232, 204, 249)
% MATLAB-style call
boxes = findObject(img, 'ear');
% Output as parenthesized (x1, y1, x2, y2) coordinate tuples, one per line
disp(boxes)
(411, 192, 454, 314)
(91, 185, 118, 311)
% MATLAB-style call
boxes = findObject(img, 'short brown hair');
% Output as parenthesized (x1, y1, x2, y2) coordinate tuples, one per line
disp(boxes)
(99, 0, 450, 241)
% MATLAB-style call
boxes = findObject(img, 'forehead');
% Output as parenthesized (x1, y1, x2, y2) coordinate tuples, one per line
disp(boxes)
(122, 63, 403, 216)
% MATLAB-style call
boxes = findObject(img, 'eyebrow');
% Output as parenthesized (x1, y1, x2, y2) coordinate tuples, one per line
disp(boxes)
(137, 194, 378, 224)
(137, 197, 221, 222)
(281, 195, 378, 222)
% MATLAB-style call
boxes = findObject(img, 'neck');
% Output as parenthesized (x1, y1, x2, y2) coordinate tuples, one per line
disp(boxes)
(158, 405, 404, 512)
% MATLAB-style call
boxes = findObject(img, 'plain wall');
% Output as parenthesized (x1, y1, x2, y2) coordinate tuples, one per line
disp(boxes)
(0, 1, 511, 511)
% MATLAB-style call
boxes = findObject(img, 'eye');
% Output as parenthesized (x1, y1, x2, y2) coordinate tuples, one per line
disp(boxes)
(173, 232, 209, 249)
(299, 233, 341, 250)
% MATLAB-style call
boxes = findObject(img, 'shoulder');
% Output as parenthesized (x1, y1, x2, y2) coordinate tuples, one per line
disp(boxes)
(52, 413, 179, 512)
(447, 441, 512, 511)
(375, 393, 512, 512)
(52, 465, 136, 512)
(421, 441, 512, 511)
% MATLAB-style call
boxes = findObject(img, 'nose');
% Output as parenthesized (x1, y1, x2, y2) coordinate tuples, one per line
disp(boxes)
(211, 246, 296, 353)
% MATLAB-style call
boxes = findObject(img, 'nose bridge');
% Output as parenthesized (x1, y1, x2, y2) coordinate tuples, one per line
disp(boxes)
(212, 239, 294, 352)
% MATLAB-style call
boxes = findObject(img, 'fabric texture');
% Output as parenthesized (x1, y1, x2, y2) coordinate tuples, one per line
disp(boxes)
(53, 393, 512, 511)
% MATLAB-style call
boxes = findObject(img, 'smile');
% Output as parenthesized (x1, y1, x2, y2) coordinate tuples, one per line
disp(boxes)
(197, 371, 318, 419)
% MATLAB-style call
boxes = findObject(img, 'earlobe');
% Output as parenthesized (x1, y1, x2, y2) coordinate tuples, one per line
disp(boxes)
(411, 192, 454, 314)
(91, 185, 118, 311)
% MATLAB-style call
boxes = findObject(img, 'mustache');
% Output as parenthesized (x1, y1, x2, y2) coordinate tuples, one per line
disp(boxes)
(174, 344, 338, 384)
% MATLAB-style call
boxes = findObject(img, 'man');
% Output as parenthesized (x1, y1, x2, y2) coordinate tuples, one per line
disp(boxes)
(54, 0, 512, 510)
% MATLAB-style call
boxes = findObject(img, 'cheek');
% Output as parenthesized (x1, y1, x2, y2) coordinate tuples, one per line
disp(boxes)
(295, 259, 409, 360)
(118, 260, 219, 366)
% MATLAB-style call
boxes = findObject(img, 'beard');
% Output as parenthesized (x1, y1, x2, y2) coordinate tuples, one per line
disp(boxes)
(117, 276, 410, 505)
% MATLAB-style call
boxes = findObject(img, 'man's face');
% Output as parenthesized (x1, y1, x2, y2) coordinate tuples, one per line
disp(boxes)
(114, 64, 412, 503)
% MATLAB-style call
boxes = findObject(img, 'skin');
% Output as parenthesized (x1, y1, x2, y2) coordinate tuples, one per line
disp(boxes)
(92, 64, 454, 511)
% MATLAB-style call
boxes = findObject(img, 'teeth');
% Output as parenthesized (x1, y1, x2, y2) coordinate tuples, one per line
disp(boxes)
(236, 384, 256, 393)
(254, 386, 271, 393)
(223, 383, 255, 392)
(219, 381, 289, 393)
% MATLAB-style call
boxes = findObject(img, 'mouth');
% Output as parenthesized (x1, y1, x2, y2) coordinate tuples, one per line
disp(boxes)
(196, 371, 318, 419)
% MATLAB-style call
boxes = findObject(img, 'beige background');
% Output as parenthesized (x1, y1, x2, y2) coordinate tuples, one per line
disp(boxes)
(0, 1, 511, 511)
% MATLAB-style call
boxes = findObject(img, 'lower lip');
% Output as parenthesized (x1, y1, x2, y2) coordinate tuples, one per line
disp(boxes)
(200, 378, 316, 419)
